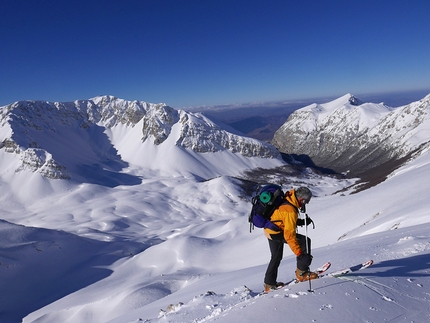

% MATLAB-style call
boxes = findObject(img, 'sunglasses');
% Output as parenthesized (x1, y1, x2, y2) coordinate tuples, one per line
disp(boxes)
(301, 198, 310, 205)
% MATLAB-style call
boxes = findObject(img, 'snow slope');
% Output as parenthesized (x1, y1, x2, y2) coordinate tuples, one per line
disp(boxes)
(0, 145, 426, 322)
(0, 95, 430, 322)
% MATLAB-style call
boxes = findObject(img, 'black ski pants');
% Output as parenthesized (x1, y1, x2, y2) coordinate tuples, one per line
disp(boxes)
(264, 233, 311, 285)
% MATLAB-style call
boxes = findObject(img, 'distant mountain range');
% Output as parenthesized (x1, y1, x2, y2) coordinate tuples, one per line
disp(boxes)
(1, 93, 429, 188)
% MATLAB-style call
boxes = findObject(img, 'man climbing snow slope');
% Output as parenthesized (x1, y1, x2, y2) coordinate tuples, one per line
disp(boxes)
(263, 186, 316, 292)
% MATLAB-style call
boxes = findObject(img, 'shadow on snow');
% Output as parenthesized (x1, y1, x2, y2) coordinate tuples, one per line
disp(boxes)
(0, 220, 152, 323)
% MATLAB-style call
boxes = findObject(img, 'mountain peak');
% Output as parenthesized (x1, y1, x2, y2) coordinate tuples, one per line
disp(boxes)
(90, 95, 118, 104)
(320, 93, 362, 110)
(348, 94, 363, 106)
(0, 96, 283, 182)
(272, 93, 430, 181)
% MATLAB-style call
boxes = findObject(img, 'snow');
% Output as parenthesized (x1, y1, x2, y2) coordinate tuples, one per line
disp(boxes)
(0, 153, 428, 323)
(1, 98, 430, 322)
(299, 94, 393, 133)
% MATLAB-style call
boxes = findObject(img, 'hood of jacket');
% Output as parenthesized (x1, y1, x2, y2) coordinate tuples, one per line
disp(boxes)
(285, 189, 300, 209)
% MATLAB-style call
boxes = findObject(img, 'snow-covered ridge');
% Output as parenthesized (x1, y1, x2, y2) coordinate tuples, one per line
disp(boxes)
(272, 93, 430, 177)
(0, 96, 282, 181)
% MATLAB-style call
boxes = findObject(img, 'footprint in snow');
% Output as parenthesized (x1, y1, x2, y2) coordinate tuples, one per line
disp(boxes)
(382, 296, 394, 302)
(407, 278, 423, 287)
(319, 304, 333, 310)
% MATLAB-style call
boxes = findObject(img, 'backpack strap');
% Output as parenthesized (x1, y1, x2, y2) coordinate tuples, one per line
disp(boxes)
(264, 221, 282, 232)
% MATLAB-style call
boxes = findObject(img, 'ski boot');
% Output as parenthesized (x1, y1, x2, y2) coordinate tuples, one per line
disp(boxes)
(295, 268, 318, 282)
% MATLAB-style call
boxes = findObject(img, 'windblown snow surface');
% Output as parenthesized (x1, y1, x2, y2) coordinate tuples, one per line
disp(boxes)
(1, 101, 430, 322)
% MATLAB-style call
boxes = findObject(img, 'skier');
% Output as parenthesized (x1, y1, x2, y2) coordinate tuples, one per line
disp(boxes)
(263, 186, 317, 292)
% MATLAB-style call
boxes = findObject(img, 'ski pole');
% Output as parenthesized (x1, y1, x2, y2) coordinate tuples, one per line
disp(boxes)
(305, 213, 314, 292)
(305, 214, 310, 254)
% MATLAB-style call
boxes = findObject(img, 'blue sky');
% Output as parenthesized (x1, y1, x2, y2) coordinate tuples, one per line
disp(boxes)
(1, 0, 430, 108)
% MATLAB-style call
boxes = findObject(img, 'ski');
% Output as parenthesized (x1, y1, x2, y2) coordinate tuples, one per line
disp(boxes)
(259, 261, 331, 291)
(322, 259, 373, 278)
(286, 260, 373, 286)
(314, 261, 332, 275)
(262, 260, 373, 293)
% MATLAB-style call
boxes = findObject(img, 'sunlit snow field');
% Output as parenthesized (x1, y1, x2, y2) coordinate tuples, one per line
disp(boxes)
(0, 147, 429, 322)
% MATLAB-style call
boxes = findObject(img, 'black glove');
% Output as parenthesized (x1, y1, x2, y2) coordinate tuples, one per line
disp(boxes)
(297, 216, 314, 228)
(297, 253, 313, 271)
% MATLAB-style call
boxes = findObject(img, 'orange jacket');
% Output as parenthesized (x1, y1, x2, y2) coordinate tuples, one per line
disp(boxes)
(263, 189, 302, 256)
